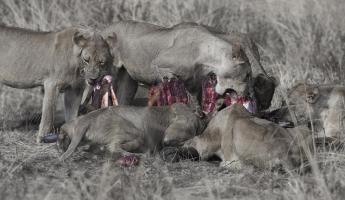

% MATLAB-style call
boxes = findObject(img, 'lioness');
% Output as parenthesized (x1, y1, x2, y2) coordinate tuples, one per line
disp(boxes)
(102, 21, 276, 111)
(283, 83, 345, 139)
(175, 104, 311, 170)
(0, 25, 116, 142)
(58, 103, 206, 161)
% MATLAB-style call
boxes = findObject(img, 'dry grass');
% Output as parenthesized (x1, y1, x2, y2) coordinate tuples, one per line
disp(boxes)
(1, 0, 345, 199)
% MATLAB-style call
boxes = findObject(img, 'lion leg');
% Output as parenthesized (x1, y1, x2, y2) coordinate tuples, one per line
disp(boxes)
(220, 160, 244, 170)
(322, 109, 343, 138)
(57, 127, 71, 152)
(220, 141, 244, 170)
(59, 123, 89, 161)
(114, 67, 138, 105)
(160, 146, 200, 162)
(37, 81, 59, 143)
(220, 129, 243, 170)
(185, 136, 219, 161)
(106, 122, 143, 159)
(120, 138, 145, 153)
(220, 153, 244, 170)
(64, 85, 84, 122)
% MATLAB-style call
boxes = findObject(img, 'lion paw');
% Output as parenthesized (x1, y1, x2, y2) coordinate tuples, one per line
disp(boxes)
(36, 136, 44, 144)
(220, 160, 243, 170)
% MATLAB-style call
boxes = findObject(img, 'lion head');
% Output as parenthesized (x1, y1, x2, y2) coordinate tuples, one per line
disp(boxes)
(72, 28, 116, 82)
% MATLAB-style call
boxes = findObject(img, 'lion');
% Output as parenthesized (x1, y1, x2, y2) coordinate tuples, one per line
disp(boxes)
(102, 20, 277, 112)
(283, 83, 345, 139)
(0, 25, 116, 143)
(165, 104, 311, 170)
(57, 103, 207, 161)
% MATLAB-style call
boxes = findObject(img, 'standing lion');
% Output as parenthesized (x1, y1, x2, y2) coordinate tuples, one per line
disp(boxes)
(0, 25, 116, 142)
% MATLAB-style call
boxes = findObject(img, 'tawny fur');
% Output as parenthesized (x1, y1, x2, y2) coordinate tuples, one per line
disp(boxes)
(58, 103, 206, 161)
(0, 25, 115, 143)
(184, 104, 311, 170)
(284, 83, 345, 139)
(102, 20, 276, 111)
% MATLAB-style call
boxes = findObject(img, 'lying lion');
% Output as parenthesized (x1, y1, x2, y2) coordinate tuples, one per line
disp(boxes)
(58, 103, 206, 161)
(172, 104, 311, 170)
(284, 83, 345, 139)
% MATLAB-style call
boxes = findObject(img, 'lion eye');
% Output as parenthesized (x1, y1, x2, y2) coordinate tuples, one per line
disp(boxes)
(99, 61, 105, 66)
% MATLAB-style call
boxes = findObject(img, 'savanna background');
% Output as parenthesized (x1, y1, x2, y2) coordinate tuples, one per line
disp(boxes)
(1, 0, 345, 199)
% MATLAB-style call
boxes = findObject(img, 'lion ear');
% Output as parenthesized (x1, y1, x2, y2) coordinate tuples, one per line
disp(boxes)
(105, 32, 117, 49)
(73, 31, 88, 48)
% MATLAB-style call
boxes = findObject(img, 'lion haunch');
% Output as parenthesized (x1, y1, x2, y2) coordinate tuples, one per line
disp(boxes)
(58, 103, 206, 161)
